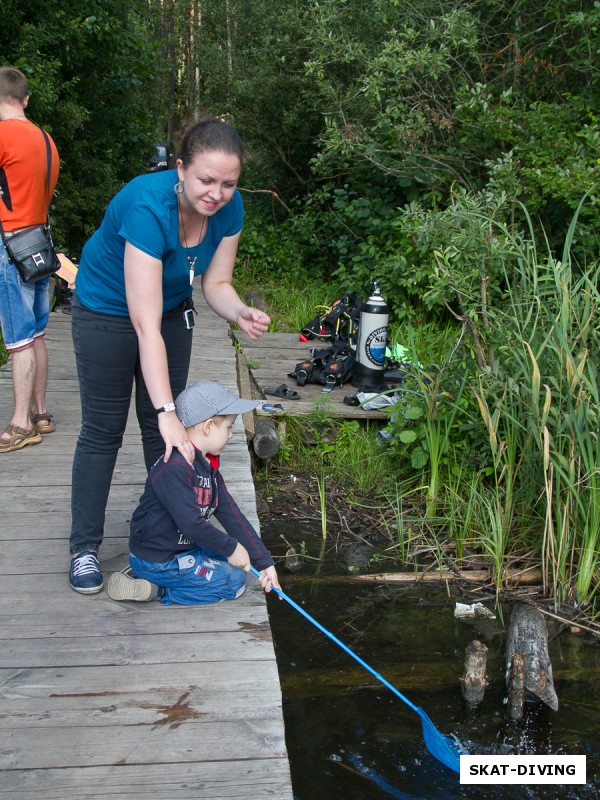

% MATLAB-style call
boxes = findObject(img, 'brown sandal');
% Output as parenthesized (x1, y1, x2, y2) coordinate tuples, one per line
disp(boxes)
(0, 423, 42, 453)
(31, 411, 55, 434)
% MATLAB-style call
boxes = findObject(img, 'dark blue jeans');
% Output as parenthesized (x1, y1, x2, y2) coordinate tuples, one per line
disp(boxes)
(70, 297, 193, 554)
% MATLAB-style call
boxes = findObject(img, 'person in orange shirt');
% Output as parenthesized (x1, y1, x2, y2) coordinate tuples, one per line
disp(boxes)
(0, 67, 60, 453)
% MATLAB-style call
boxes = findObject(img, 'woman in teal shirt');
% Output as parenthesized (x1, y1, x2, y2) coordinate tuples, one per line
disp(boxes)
(69, 119, 269, 595)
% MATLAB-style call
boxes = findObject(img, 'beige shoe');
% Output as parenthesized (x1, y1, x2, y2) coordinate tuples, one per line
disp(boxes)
(0, 424, 42, 453)
(108, 570, 156, 602)
(31, 411, 55, 434)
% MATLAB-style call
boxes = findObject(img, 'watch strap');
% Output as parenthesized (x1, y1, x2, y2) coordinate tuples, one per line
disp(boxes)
(155, 403, 176, 414)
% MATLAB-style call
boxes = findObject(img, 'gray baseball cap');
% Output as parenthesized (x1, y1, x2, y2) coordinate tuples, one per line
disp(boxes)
(175, 380, 259, 427)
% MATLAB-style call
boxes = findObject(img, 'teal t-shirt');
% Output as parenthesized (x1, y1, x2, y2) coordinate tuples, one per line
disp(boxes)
(75, 169, 244, 316)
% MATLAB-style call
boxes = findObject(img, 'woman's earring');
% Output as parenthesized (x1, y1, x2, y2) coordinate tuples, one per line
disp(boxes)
(174, 180, 184, 195)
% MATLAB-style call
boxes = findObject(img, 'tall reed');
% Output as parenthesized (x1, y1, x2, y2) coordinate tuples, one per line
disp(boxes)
(437, 195, 599, 606)
(494, 198, 599, 606)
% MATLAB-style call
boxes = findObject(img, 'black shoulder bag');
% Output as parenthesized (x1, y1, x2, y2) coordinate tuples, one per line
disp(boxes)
(0, 128, 60, 284)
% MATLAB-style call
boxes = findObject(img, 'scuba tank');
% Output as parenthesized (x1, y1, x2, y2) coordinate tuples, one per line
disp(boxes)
(352, 282, 389, 389)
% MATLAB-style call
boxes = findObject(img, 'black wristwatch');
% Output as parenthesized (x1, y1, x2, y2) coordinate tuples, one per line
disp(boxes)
(155, 403, 176, 414)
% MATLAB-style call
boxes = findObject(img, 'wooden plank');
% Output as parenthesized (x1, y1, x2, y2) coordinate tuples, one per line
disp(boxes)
(0, 625, 276, 668)
(0, 605, 270, 639)
(0, 659, 278, 699)
(1, 718, 287, 770)
(1, 686, 284, 729)
(2, 760, 293, 799)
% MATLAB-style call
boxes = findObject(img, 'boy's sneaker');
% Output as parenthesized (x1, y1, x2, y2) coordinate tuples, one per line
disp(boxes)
(69, 551, 103, 594)
(108, 569, 156, 602)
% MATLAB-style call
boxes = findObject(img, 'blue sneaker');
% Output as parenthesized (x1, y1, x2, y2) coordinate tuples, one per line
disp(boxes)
(69, 551, 103, 594)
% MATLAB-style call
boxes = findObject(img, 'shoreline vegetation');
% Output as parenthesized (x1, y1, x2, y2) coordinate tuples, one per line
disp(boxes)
(239, 199, 599, 632)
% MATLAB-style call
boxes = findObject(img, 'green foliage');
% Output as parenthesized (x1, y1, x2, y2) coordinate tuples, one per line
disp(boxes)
(194, 0, 323, 198)
(274, 416, 391, 499)
(283, 0, 600, 285)
(233, 205, 339, 332)
(1, 0, 162, 255)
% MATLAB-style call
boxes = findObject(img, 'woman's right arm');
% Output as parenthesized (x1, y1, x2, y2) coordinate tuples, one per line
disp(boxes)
(124, 241, 195, 464)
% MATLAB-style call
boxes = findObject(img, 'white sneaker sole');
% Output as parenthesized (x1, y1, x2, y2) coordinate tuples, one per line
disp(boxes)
(108, 571, 153, 602)
(70, 581, 104, 595)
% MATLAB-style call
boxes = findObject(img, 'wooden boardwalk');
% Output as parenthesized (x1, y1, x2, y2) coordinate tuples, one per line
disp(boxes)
(0, 292, 293, 799)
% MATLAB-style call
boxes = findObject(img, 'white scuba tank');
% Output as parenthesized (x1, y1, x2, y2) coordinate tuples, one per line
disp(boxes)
(352, 282, 389, 389)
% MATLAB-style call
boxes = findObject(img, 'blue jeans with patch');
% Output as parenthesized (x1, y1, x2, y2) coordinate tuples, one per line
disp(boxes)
(130, 547, 247, 606)
(0, 244, 50, 351)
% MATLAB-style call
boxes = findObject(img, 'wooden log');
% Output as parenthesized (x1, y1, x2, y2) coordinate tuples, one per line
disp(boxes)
(505, 603, 559, 713)
(355, 566, 542, 585)
(461, 640, 488, 707)
(253, 416, 280, 460)
(236, 351, 255, 440)
(507, 652, 526, 721)
(279, 659, 584, 701)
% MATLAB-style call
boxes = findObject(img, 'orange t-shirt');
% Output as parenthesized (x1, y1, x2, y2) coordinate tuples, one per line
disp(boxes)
(0, 119, 60, 232)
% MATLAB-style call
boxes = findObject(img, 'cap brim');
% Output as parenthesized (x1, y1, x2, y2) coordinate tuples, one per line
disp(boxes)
(221, 398, 260, 416)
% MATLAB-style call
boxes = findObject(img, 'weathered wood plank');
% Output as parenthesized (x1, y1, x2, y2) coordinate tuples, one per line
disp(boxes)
(0, 659, 277, 698)
(0, 629, 276, 668)
(0, 604, 269, 639)
(0, 686, 284, 729)
(1, 717, 286, 770)
(2, 759, 292, 799)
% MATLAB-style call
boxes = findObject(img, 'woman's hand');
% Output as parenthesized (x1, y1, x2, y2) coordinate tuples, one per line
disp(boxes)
(236, 306, 271, 340)
(157, 412, 195, 465)
(257, 565, 281, 594)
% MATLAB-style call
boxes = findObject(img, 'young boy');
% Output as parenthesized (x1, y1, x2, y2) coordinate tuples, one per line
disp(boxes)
(107, 380, 280, 604)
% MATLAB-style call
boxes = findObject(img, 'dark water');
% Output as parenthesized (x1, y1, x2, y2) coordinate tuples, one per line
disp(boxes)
(260, 524, 599, 800)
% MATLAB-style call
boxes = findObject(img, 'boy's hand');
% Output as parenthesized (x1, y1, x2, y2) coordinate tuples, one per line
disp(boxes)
(227, 542, 251, 571)
(257, 566, 281, 594)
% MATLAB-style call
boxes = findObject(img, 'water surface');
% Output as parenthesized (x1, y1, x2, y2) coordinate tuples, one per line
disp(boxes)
(260, 523, 599, 799)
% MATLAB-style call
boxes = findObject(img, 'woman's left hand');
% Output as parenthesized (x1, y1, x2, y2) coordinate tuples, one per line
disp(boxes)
(236, 306, 270, 340)
(158, 412, 195, 465)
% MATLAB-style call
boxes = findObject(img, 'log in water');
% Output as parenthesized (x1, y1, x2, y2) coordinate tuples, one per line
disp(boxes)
(505, 603, 559, 716)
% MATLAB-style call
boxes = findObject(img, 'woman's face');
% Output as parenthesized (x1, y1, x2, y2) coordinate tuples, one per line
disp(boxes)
(177, 150, 241, 217)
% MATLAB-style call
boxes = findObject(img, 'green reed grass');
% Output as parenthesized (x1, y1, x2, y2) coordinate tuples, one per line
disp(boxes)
(493, 197, 599, 606)
(316, 466, 327, 541)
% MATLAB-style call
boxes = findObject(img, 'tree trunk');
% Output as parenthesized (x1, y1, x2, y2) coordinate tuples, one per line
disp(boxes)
(505, 603, 558, 715)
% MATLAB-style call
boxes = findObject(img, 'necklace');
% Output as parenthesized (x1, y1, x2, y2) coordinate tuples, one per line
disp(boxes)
(178, 197, 206, 285)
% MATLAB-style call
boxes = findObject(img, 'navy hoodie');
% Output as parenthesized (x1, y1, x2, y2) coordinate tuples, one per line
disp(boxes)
(129, 449, 274, 570)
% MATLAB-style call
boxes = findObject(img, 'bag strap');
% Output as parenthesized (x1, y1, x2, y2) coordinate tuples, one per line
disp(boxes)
(40, 128, 53, 226)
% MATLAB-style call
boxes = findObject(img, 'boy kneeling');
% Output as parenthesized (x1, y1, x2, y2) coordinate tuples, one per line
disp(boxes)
(108, 381, 280, 604)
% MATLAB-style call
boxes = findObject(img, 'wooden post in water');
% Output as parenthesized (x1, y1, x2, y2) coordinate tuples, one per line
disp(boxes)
(507, 652, 526, 721)
(505, 603, 559, 719)
(461, 640, 488, 707)
(253, 417, 281, 459)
